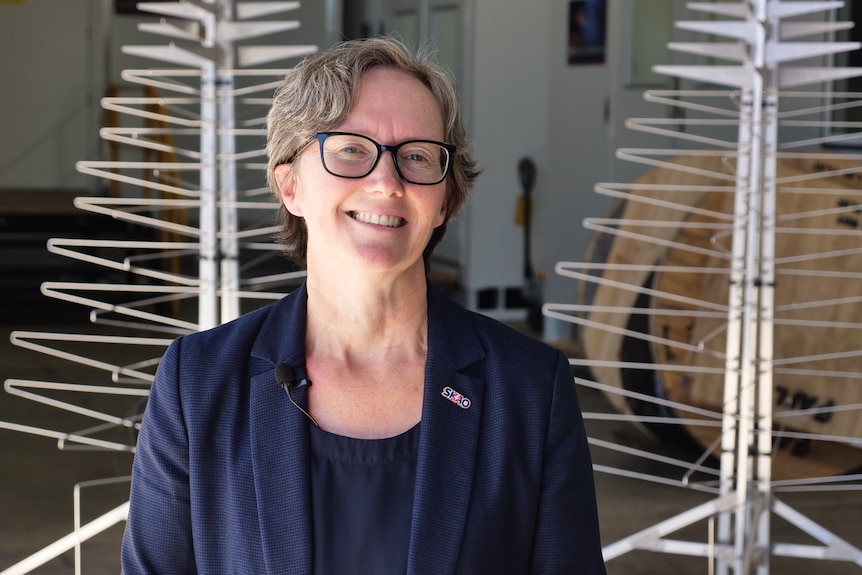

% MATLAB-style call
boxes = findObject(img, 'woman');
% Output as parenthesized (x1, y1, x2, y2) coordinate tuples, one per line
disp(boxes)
(123, 37, 606, 574)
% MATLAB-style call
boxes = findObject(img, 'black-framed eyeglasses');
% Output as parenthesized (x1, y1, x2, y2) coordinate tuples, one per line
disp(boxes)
(307, 132, 456, 186)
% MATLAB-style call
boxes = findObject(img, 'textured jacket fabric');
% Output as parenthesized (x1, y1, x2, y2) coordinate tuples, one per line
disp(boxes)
(122, 282, 606, 574)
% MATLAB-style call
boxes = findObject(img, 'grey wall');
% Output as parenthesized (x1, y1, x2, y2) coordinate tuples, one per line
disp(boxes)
(541, 0, 614, 336)
(462, 0, 624, 336)
(0, 0, 328, 192)
(0, 0, 103, 190)
(463, 0, 554, 295)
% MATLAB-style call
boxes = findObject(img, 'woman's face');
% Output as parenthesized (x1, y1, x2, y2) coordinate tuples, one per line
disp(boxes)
(275, 66, 448, 279)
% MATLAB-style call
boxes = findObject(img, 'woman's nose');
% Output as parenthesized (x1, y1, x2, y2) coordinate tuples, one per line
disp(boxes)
(364, 151, 405, 195)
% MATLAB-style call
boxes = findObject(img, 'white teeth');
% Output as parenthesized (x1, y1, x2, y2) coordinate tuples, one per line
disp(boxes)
(352, 212, 403, 227)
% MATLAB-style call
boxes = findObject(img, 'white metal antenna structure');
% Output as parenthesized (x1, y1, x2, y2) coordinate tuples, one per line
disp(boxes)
(546, 1, 862, 573)
(0, 2, 314, 573)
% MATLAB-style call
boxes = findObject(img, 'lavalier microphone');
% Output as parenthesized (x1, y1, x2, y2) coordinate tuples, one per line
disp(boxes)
(275, 362, 318, 427)
(275, 362, 312, 391)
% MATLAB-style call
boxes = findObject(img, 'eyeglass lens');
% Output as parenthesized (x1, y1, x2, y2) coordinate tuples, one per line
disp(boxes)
(320, 133, 450, 185)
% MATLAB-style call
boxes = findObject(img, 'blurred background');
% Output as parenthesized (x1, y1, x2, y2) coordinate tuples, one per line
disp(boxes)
(2, 0, 862, 573)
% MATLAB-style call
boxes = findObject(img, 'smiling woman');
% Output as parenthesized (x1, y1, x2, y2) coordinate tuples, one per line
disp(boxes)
(266, 38, 477, 271)
(121, 36, 607, 575)
(275, 64, 451, 285)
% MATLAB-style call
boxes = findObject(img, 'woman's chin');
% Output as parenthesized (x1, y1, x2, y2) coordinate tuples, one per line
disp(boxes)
(310, 251, 413, 278)
(348, 240, 421, 268)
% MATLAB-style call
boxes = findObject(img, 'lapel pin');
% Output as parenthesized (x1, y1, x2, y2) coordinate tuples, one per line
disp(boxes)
(441, 386, 471, 409)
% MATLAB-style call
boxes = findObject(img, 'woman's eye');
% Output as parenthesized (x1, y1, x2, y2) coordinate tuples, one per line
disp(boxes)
(405, 152, 430, 164)
(334, 144, 372, 160)
(401, 146, 437, 166)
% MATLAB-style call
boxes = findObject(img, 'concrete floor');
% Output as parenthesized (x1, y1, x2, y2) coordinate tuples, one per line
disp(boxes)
(1, 296, 861, 574)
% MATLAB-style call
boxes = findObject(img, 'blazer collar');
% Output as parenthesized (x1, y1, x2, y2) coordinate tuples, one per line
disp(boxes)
(407, 284, 487, 574)
(246, 282, 488, 574)
(248, 284, 313, 573)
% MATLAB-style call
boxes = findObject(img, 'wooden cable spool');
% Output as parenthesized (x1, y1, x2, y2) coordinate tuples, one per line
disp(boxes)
(579, 153, 733, 418)
(580, 153, 862, 479)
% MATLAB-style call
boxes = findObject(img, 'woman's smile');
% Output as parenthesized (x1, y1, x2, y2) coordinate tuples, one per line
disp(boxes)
(348, 210, 407, 228)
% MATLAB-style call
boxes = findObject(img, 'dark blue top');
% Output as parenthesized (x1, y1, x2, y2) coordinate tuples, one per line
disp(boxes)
(309, 422, 420, 575)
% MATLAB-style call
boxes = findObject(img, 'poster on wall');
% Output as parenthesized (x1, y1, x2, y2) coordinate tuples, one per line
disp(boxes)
(568, 0, 607, 65)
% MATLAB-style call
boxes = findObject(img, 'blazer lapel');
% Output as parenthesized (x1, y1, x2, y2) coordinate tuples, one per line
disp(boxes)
(248, 286, 313, 573)
(407, 286, 486, 575)
(249, 366, 312, 573)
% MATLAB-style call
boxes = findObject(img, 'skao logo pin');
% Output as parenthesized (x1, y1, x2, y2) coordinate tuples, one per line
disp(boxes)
(441, 386, 471, 409)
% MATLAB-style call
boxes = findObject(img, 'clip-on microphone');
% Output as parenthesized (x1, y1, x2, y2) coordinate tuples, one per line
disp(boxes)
(275, 363, 319, 427)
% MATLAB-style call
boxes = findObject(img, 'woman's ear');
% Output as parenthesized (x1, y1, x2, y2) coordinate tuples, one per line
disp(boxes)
(274, 164, 302, 217)
(434, 196, 448, 228)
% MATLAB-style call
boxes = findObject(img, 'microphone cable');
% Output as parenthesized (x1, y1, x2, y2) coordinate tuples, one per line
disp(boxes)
(275, 363, 319, 428)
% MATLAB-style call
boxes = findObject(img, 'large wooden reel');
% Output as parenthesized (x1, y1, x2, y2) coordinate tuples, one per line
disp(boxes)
(580, 153, 862, 480)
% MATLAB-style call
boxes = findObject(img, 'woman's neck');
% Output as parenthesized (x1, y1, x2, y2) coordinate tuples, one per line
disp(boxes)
(303, 263, 430, 363)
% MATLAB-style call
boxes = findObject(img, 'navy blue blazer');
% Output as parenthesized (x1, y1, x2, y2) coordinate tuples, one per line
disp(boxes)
(122, 283, 606, 574)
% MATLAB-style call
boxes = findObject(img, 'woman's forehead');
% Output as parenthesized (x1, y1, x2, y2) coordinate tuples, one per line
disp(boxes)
(339, 67, 445, 140)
